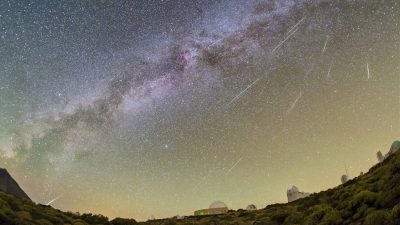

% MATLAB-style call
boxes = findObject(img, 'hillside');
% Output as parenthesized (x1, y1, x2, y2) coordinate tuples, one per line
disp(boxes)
(0, 142, 399, 225)
(139, 145, 400, 225)
(0, 192, 138, 225)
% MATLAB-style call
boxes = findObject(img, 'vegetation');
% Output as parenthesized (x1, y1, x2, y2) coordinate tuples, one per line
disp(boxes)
(0, 192, 137, 225)
(140, 147, 400, 225)
(0, 143, 400, 224)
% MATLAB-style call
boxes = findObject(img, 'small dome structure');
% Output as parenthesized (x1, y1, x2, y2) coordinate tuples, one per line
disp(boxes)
(390, 140, 400, 154)
(287, 185, 310, 202)
(287, 185, 299, 194)
(194, 201, 229, 216)
(209, 201, 227, 209)
(341, 174, 349, 184)
(246, 204, 257, 211)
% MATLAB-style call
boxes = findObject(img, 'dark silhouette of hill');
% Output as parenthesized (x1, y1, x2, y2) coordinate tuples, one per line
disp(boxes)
(0, 141, 399, 225)
(0, 168, 30, 201)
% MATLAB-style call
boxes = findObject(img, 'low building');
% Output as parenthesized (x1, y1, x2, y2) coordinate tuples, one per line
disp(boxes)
(174, 215, 185, 220)
(287, 185, 310, 203)
(194, 201, 228, 216)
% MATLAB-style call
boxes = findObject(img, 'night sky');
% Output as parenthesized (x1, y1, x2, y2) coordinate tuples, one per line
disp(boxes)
(0, 0, 399, 221)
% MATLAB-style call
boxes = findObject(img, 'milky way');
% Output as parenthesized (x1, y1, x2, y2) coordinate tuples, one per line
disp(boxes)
(0, 0, 399, 221)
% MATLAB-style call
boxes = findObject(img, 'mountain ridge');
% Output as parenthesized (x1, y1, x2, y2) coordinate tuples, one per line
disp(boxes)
(0, 168, 30, 201)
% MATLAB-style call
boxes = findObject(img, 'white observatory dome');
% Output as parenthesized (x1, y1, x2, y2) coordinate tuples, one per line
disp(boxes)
(288, 185, 299, 193)
(209, 201, 228, 209)
(287, 185, 299, 194)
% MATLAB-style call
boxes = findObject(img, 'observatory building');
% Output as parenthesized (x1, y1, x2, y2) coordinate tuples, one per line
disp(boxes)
(340, 165, 350, 184)
(340, 174, 349, 184)
(246, 204, 257, 211)
(194, 201, 229, 216)
(377, 140, 400, 163)
(287, 185, 310, 203)
(377, 151, 385, 163)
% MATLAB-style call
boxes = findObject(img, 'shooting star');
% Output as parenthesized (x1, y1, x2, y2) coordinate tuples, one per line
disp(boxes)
(207, 38, 225, 48)
(226, 157, 243, 175)
(286, 91, 303, 115)
(46, 195, 63, 206)
(286, 16, 306, 36)
(321, 35, 329, 54)
(271, 17, 306, 54)
(272, 27, 299, 53)
(224, 78, 261, 108)
(366, 62, 371, 80)
(326, 61, 334, 79)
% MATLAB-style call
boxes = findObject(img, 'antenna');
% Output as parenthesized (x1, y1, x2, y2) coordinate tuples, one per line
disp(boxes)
(345, 164, 349, 178)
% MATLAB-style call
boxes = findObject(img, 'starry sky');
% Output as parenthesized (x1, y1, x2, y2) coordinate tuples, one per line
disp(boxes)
(0, 0, 399, 221)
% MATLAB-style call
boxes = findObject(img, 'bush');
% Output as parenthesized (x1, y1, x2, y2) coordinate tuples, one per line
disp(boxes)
(161, 221, 177, 225)
(304, 204, 337, 225)
(270, 210, 291, 224)
(73, 220, 89, 225)
(391, 203, 400, 224)
(351, 191, 378, 208)
(283, 211, 302, 225)
(320, 209, 343, 225)
(34, 219, 53, 225)
(81, 213, 109, 224)
(15, 211, 32, 221)
(238, 211, 250, 217)
(364, 210, 391, 225)
(377, 186, 400, 208)
(110, 217, 138, 225)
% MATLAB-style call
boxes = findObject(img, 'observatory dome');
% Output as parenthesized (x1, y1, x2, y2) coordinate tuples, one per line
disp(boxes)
(390, 140, 400, 154)
(209, 201, 228, 209)
(246, 204, 257, 211)
(287, 185, 299, 193)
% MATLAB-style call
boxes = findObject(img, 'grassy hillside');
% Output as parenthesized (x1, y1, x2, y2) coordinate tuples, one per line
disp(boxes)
(0, 192, 138, 225)
(0, 146, 399, 225)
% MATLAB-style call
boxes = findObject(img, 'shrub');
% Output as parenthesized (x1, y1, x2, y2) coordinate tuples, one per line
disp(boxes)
(320, 209, 343, 225)
(81, 213, 109, 224)
(34, 219, 53, 225)
(304, 204, 336, 225)
(352, 191, 378, 208)
(283, 211, 302, 225)
(16, 211, 32, 221)
(73, 220, 89, 225)
(110, 217, 138, 225)
(270, 210, 291, 224)
(238, 211, 250, 217)
(72, 219, 87, 225)
(161, 221, 177, 225)
(0, 198, 12, 214)
(391, 203, 400, 224)
(364, 210, 391, 225)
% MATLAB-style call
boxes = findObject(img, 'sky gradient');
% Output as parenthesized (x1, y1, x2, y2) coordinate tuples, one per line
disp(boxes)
(0, 0, 399, 221)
